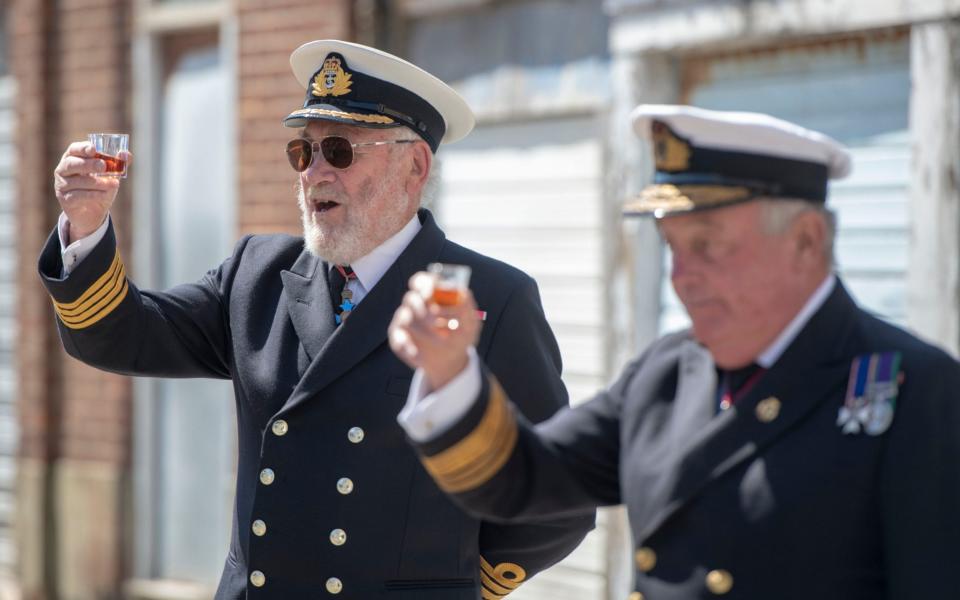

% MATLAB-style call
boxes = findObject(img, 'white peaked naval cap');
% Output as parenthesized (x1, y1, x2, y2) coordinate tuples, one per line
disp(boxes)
(284, 40, 475, 153)
(624, 104, 853, 217)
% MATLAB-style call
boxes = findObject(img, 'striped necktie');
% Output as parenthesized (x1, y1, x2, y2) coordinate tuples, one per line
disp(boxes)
(718, 363, 764, 411)
(330, 265, 357, 325)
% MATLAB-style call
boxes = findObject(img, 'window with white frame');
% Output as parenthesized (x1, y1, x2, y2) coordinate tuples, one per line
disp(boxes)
(129, 1, 237, 595)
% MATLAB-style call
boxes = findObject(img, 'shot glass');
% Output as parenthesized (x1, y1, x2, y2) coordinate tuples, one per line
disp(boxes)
(427, 263, 471, 306)
(88, 133, 129, 178)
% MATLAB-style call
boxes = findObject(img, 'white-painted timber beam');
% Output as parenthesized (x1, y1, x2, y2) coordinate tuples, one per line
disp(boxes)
(907, 20, 960, 357)
(611, 0, 960, 54)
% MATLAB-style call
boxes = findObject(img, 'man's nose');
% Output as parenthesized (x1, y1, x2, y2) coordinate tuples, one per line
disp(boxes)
(670, 252, 704, 295)
(302, 151, 338, 184)
(669, 251, 686, 280)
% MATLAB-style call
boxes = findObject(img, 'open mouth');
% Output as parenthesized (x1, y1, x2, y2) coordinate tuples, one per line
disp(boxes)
(311, 200, 341, 213)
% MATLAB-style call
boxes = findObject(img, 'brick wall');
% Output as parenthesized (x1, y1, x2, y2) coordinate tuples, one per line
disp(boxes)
(11, 0, 56, 471)
(13, 0, 133, 465)
(11, 1, 353, 598)
(54, 0, 133, 467)
(236, 0, 352, 235)
(9, 1, 58, 596)
(12, 0, 135, 597)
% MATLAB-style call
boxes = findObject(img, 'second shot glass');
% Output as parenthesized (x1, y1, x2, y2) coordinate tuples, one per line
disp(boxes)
(427, 263, 471, 306)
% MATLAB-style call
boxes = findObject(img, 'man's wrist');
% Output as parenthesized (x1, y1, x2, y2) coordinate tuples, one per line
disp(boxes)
(425, 353, 471, 391)
(58, 213, 111, 276)
(67, 222, 96, 245)
(398, 348, 481, 442)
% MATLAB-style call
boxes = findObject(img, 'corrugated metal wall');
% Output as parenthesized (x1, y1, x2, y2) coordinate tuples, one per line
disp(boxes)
(660, 32, 911, 333)
(436, 115, 608, 599)
(0, 70, 18, 578)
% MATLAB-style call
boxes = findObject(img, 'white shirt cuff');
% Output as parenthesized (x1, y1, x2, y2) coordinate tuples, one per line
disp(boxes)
(58, 213, 110, 276)
(397, 347, 482, 442)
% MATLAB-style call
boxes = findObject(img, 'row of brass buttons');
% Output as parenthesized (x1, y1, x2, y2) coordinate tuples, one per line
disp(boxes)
(248, 571, 341, 594)
(248, 421, 288, 589)
(634, 547, 734, 595)
(249, 423, 365, 594)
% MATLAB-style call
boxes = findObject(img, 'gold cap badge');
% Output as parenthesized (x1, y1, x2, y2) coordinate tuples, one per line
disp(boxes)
(312, 54, 353, 98)
(651, 120, 691, 172)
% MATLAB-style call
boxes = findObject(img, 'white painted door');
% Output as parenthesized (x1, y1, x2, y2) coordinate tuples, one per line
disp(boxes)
(437, 115, 608, 599)
(153, 46, 235, 584)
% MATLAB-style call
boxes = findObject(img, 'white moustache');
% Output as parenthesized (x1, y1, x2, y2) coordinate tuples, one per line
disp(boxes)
(303, 188, 347, 205)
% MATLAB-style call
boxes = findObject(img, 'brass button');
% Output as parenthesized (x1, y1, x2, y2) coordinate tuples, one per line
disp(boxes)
(634, 547, 657, 572)
(347, 427, 364, 443)
(271, 420, 288, 436)
(250, 570, 266, 588)
(259, 468, 275, 485)
(706, 569, 734, 594)
(755, 397, 781, 423)
(628, 593, 644, 600)
(325, 577, 343, 594)
(336, 477, 354, 495)
(329, 528, 347, 546)
(251, 519, 266, 537)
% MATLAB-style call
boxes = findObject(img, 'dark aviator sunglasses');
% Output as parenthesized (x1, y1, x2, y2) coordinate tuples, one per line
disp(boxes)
(285, 136, 416, 172)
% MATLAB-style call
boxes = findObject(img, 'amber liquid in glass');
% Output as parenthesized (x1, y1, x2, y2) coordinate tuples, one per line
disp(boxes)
(432, 287, 464, 306)
(94, 151, 126, 174)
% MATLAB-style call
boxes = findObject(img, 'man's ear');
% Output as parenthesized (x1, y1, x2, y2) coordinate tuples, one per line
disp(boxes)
(405, 140, 432, 197)
(791, 210, 828, 268)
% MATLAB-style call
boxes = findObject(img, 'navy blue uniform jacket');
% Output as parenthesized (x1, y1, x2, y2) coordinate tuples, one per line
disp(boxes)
(413, 281, 960, 600)
(38, 209, 593, 599)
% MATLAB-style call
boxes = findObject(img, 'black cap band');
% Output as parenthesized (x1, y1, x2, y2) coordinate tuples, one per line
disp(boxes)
(286, 52, 446, 152)
(655, 146, 829, 203)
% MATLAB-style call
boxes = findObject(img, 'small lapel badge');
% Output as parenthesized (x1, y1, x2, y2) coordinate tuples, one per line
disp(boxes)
(755, 396, 781, 423)
(837, 352, 902, 435)
(335, 295, 355, 325)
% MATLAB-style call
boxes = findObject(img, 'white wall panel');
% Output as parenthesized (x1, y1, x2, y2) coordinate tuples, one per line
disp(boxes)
(660, 35, 911, 333)
(436, 114, 608, 599)
(0, 73, 17, 578)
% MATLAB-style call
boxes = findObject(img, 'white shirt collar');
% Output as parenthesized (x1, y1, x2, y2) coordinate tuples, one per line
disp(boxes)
(756, 274, 836, 368)
(347, 213, 422, 293)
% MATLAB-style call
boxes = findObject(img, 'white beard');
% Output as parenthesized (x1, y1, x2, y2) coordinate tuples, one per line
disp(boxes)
(298, 178, 412, 266)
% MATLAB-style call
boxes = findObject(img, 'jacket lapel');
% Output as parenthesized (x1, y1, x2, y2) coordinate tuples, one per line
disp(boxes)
(669, 341, 723, 460)
(630, 341, 730, 534)
(637, 280, 860, 540)
(281, 210, 447, 413)
(280, 250, 336, 362)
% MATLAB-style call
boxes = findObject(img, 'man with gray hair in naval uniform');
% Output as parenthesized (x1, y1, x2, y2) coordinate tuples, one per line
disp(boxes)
(390, 105, 960, 600)
(39, 40, 592, 599)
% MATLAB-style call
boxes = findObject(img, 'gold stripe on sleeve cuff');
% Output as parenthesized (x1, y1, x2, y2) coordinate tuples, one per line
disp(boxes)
(480, 556, 526, 598)
(481, 588, 505, 600)
(420, 377, 518, 493)
(52, 249, 130, 329)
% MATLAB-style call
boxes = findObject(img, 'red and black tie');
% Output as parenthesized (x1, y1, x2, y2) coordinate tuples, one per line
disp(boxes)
(718, 363, 765, 411)
(330, 265, 357, 325)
